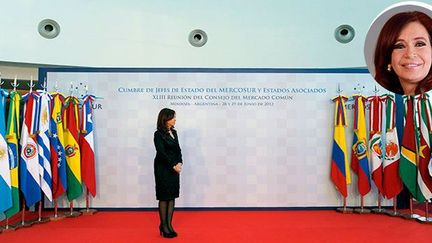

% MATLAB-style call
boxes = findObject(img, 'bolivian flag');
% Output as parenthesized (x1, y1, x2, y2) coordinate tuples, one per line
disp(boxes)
(64, 96, 82, 201)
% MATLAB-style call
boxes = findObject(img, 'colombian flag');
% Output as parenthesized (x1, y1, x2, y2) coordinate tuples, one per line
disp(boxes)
(64, 96, 82, 201)
(330, 95, 350, 197)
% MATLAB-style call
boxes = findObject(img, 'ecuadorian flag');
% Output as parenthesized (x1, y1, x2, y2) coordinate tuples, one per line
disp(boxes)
(330, 95, 351, 197)
(351, 95, 371, 196)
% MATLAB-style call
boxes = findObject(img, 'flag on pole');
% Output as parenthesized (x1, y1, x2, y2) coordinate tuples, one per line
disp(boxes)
(36, 91, 53, 201)
(0, 89, 12, 213)
(351, 95, 371, 196)
(4, 91, 21, 217)
(80, 95, 96, 197)
(368, 95, 384, 194)
(399, 96, 421, 201)
(19, 92, 42, 207)
(330, 95, 351, 197)
(50, 93, 67, 199)
(64, 96, 82, 201)
(415, 94, 432, 202)
(382, 94, 403, 199)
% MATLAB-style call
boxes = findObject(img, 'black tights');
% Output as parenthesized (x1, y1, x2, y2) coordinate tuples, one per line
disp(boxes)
(158, 199, 175, 233)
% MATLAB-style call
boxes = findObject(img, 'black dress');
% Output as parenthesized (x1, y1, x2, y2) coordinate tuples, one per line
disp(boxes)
(153, 129, 183, 201)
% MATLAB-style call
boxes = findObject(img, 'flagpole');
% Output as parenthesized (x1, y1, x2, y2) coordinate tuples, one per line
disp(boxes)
(336, 196, 353, 213)
(417, 200, 432, 223)
(66, 201, 81, 218)
(354, 195, 371, 214)
(49, 199, 65, 221)
(385, 197, 400, 217)
(0, 218, 16, 233)
(32, 201, 49, 224)
(400, 196, 421, 220)
(14, 201, 32, 228)
(372, 193, 385, 214)
(80, 188, 97, 215)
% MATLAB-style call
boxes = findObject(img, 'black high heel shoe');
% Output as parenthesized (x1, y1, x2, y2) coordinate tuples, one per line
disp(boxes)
(159, 225, 176, 238)
(169, 229, 178, 237)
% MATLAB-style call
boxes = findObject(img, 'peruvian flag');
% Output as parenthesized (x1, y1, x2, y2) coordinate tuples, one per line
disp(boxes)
(382, 94, 402, 199)
(80, 95, 96, 197)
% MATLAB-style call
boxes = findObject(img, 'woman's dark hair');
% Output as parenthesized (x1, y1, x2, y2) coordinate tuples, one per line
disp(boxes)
(157, 108, 175, 132)
(374, 11, 432, 94)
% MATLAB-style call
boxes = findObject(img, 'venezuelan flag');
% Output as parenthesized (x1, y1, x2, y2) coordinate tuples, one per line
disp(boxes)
(51, 93, 67, 199)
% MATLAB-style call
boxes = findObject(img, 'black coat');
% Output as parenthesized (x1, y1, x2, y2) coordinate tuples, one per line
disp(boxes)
(153, 129, 183, 200)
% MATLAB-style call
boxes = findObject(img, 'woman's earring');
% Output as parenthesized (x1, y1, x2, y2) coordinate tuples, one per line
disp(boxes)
(387, 64, 392, 72)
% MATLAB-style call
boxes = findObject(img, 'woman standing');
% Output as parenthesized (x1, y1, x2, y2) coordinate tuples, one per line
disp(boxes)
(154, 108, 183, 238)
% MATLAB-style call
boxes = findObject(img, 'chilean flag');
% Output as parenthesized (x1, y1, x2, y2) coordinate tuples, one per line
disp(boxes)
(80, 95, 96, 197)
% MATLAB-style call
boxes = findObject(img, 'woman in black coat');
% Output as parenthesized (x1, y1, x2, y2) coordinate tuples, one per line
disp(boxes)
(154, 108, 183, 238)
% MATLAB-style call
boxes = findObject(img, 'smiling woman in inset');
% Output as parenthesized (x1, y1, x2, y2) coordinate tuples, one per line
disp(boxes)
(374, 11, 432, 95)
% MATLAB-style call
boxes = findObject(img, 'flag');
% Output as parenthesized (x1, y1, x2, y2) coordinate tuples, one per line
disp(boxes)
(19, 92, 42, 207)
(368, 95, 383, 194)
(36, 91, 52, 201)
(351, 95, 371, 196)
(0, 89, 12, 213)
(399, 96, 421, 201)
(4, 91, 21, 217)
(415, 94, 432, 202)
(50, 93, 67, 199)
(80, 95, 96, 197)
(64, 96, 82, 201)
(382, 94, 403, 199)
(330, 95, 351, 197)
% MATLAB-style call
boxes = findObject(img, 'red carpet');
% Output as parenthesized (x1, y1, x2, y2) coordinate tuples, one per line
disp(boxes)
(1, 210, 432, 242)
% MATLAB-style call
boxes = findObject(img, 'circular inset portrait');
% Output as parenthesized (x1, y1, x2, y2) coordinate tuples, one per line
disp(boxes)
(364, 1, 432, 95)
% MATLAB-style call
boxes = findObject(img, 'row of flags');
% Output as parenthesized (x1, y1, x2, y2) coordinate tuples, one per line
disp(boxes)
(330, 94, 410, 200)
(0, 89, 97, 219)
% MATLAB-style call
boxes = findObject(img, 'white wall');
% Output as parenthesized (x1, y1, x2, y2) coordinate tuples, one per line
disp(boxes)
(0, 0, 411, 68)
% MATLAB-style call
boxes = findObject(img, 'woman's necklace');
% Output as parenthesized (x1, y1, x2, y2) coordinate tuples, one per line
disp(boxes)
(168, 130, 174, 139)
